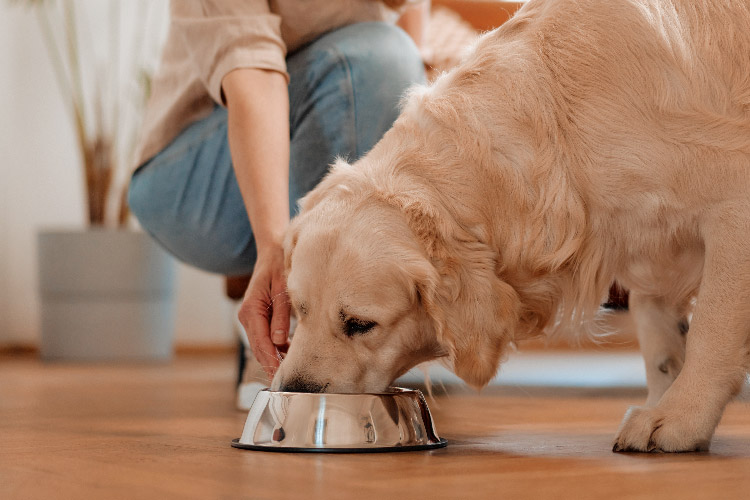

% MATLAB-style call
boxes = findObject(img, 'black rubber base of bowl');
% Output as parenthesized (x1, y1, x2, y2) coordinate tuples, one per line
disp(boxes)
(231, 438, 447, 454)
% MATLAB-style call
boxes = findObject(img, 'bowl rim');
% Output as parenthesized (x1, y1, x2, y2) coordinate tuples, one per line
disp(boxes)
(259, 386, 422, 397)
(230, 437, 448, 454)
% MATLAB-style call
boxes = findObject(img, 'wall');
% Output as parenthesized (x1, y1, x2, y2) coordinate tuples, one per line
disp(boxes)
(0, 10, 10, 346)
(0, 3, 234, 349)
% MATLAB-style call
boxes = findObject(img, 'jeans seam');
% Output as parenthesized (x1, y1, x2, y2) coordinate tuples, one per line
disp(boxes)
(326, 44, 359, 158)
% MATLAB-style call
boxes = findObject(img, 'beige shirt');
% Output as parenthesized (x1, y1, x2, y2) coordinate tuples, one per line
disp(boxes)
(135, 0, 395, 167)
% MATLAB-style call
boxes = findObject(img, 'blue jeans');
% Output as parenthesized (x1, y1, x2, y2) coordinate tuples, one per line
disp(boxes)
(128, 22, 424, 275)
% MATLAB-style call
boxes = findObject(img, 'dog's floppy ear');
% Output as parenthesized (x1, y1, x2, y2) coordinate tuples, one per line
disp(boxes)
(391, 193, 520, 389)
(431, 241, 520, 389)
(381, 187, 448, 255)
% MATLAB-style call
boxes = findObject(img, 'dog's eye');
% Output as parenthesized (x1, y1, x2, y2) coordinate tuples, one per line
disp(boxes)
(344, 318, 377, 337)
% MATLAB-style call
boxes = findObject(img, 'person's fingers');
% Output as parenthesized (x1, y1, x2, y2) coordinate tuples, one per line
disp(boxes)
(251, 322, 280, 379)
(238, 292, 280, 379)
(253, 327, 280, 379)
(276, 341, 290, 356)
(269, 286, 290, 347)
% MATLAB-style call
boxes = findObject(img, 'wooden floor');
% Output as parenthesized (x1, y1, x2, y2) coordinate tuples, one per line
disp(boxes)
(2, 354, 750, 500)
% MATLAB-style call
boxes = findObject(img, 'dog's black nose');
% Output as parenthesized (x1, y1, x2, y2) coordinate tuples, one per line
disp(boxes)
(279, 377, 327, 393)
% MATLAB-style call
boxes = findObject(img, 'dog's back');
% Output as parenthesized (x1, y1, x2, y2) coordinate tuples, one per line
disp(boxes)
(391, 0, 750, 327)
(482, 0, 750, 202)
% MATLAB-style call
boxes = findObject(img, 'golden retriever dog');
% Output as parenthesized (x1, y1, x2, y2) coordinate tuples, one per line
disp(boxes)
(269, 0, 750, 452)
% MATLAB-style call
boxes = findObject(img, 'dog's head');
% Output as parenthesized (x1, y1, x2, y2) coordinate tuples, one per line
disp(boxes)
(271, 156, 521, 394)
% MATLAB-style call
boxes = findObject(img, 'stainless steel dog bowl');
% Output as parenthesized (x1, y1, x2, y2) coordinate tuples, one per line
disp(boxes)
(232, 388, 447, 453)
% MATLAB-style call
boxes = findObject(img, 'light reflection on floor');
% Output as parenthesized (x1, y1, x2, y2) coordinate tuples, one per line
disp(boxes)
(397, 351, 648, 388)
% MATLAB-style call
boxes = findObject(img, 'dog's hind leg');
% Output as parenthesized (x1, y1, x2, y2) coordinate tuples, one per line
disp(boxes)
(614, 202, 750, 452)
(629, 292, 688, 407)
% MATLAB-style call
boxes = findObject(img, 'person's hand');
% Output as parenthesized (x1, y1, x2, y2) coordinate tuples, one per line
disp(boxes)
(223, 68, 291, 379)
(238, 244, 291, 379)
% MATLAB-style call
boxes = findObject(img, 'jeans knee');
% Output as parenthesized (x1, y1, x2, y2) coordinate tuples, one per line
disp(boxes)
(331, 22, 425, 89)
(127, 168, 152, 230)
(294, 22, 425, 154)
(127, 167, 176, 263)
(128, 168, 253, 276)
(127, 167, 170, 245)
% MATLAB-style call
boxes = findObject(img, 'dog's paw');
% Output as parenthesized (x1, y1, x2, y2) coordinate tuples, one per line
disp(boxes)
(612, 406, 711, 453)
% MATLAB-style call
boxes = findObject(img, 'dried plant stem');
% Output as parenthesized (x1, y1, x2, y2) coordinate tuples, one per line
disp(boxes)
(89, 86, 113, 225)
(62, 0, 85, 121)
(109, 0, 121, 139)
(29, 0, 157, 229)
(36, 5, 92, 223)
(117, 183, 130, 226)
(62, 0, 106, 226)
(109, 0, 129, 228)
(36, 7, 74, 117)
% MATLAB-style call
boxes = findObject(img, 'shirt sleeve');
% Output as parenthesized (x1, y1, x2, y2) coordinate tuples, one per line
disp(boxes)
(170, 0, 289, 106)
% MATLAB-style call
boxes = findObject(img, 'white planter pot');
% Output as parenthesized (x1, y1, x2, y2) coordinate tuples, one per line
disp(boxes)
(37, 229, 176, 361)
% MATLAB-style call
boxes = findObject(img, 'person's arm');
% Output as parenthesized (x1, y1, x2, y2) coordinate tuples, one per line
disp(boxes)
(223, 68, 292, 378)
(396, 0, 430, 50)
(170, 1, 292, 378)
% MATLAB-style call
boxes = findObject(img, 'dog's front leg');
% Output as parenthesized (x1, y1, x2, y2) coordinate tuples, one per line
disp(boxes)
(629, 291, 688, 407)
(614, 207, 750, 452)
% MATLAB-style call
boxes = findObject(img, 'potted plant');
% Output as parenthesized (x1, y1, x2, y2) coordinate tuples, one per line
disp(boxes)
(20, 0, 176, 361)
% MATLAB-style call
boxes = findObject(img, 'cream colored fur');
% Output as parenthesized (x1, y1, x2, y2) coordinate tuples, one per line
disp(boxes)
(270, 0, 750, 452)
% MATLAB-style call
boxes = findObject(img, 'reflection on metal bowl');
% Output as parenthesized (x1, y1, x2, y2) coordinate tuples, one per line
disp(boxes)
(232, 388, 447, 453)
